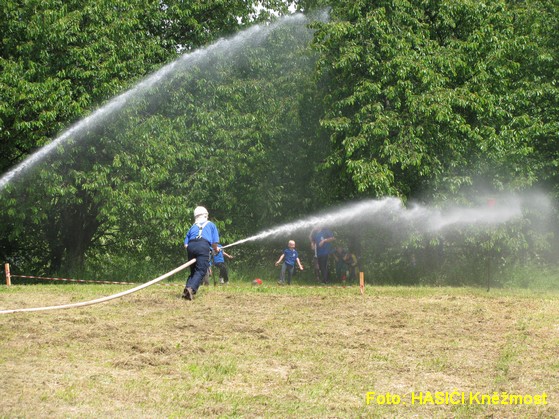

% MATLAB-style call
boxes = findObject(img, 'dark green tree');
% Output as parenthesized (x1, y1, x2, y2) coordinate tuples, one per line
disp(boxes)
(307, 0, 559, 284)
(0, 0, 300, 275)
(311, 0, 559, 201)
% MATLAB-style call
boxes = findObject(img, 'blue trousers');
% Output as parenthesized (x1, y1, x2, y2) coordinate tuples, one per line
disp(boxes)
(279, 263, 295, 284)
(186, 240, 211, 293)
(318, 254, 329, 283)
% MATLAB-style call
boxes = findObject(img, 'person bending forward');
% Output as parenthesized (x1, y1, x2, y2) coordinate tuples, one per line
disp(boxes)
(182, 206, 219, 300)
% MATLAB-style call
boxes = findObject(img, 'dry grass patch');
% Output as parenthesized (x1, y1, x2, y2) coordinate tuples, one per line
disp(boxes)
(1, 283, 558, 418)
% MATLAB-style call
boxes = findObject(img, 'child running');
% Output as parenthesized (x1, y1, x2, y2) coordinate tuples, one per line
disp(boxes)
(275, 240, 304, 285)
(213, 243, 233, 284)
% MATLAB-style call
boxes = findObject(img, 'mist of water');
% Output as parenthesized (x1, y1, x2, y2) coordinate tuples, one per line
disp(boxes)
(0, 14, 310, 192)
(222, 196, 526, 249)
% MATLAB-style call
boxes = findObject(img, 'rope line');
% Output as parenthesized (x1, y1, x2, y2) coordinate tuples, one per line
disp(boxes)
(10, 274, 137, 285)
(0, 259, 195, 315)
(6, 274, 357, 289)
(9, 274, 183, 286)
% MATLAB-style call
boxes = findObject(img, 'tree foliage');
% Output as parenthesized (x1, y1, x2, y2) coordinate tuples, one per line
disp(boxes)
(307, 0, 559, 283)
(2, 0, 559, 284)
(312, 0, 559, 200)
(0, 0, 294, 173)
(1, 8, 322, 277)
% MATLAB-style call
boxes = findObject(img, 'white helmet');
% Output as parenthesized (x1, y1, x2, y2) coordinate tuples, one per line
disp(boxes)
(194, 206, 208, 220)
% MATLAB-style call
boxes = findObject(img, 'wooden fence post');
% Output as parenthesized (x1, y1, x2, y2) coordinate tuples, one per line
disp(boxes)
(4, 263, 11, 286)
(359, 271, 364, 295)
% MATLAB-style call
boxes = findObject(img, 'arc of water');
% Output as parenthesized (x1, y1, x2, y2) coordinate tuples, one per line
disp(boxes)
(222, 198, 402, 248)
(0, 57, 180, 191)
(0, 14, 309, 191)
(222, 197, 524, 249)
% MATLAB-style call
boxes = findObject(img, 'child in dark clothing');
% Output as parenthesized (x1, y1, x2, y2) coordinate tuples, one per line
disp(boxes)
(213, 243, 233, 284)
(333, 246, 348, 282)
(344, 251, 359, 283)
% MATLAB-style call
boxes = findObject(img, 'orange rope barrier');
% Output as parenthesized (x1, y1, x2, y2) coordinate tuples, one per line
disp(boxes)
(10, 274, 137, 285)
(9, 274, 183, 286)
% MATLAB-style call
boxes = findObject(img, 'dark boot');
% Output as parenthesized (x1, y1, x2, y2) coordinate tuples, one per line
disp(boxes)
(181, 287, 194, 300)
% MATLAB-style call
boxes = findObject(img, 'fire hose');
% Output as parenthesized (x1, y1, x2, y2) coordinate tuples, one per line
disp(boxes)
(0, 258, 195, 315)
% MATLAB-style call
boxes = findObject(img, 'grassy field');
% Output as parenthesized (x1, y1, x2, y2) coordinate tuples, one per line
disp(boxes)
(1, 279, 558, 418)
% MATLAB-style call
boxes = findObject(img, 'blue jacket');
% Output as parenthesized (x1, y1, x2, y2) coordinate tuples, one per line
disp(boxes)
(184, 221, 219, 246)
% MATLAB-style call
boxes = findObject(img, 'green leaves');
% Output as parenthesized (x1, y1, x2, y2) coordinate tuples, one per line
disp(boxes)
(313, 0, 559, 201)
(1, 7, 323, 276)
(1, 0, 305, 274)
(3, 0, 559, 280)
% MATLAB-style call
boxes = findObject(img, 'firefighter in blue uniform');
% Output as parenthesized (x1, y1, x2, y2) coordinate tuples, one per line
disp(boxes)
(182, 206, 219, 300)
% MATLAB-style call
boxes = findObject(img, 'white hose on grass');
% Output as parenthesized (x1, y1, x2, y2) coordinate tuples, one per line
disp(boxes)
(0, 259, 196, 315)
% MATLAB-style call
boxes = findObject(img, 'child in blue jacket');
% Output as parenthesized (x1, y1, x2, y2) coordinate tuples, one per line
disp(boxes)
(275, 240, 304, 285)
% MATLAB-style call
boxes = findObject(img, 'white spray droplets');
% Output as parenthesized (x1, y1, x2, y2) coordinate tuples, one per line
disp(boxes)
(0, 14, 310, 192)
(223, 196, 526, 248)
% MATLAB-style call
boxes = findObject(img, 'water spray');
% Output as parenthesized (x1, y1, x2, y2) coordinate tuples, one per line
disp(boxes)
(0, 14, 310, 192)
(222, 197, 524, 249)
